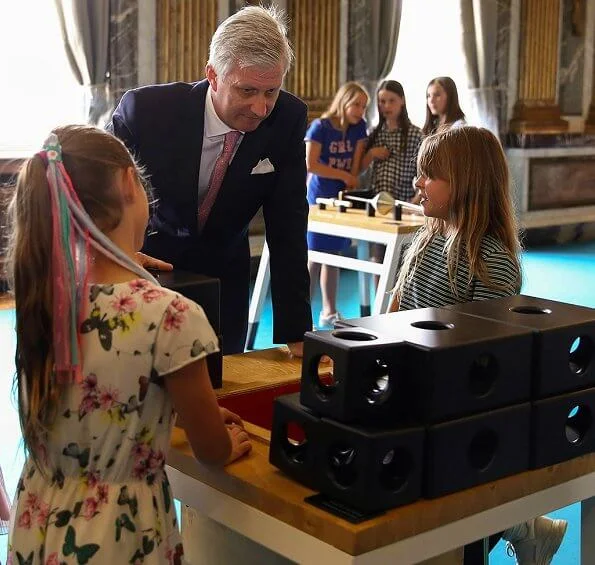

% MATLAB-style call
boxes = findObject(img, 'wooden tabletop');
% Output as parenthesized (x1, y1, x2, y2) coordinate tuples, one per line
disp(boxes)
(217, 346, 302, 397)
(168, 348, 595, 556)
(308, 205, 424, 235)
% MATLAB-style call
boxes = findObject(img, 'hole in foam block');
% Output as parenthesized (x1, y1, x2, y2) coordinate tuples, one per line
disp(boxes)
(467, 428, 498, 471)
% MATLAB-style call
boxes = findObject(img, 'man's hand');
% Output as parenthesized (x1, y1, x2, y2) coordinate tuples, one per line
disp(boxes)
(286, 342, 304, 358)
(136, 251, 173, 271)
(287, 341, 333, 365)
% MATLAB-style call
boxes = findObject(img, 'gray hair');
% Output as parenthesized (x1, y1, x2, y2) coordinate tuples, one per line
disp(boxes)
(208, 5, 294, 78)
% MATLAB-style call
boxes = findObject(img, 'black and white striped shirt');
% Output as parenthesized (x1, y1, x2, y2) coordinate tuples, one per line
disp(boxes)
(399, 234, 520, 311)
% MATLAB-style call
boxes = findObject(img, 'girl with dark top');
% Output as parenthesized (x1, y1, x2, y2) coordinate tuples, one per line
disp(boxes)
(362, 80, 423, 203)
(422, 76, 466, 136)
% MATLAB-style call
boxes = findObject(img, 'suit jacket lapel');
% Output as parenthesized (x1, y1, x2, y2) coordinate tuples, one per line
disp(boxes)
(176, 80, 208, 218)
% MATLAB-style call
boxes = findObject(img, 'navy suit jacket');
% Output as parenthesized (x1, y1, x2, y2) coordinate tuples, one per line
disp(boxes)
(109, 80, 312, 347)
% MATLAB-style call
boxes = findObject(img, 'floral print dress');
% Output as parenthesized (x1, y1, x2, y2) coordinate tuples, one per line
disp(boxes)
(8, 279, 219, 565)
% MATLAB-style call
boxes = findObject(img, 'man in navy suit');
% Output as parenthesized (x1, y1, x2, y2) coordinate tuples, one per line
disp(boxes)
(108, 6, 311, 355)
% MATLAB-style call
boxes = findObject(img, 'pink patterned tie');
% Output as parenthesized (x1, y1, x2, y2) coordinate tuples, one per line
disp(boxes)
(198, 130, 241, 230)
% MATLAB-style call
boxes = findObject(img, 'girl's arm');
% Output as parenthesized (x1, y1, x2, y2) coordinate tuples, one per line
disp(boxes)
(165, 358, 251, 465)
(361, 149, 374, 170)
(306, 140, 356, 186)
(0, 468, 10, 521)
(350, 139, 369, 177)
(361, 146, 390, 170)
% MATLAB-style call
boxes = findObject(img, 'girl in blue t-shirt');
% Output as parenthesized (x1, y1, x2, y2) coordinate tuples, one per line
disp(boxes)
(305, 82, 369, 327)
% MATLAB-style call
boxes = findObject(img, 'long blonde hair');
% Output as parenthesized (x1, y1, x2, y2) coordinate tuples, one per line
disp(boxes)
(321, 81, 369, 130)
(6, 125, 140, 463)
(394, 126, 521, 299)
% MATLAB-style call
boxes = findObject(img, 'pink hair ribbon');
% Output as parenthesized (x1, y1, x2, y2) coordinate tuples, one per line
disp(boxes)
(40, 134, 89, 384)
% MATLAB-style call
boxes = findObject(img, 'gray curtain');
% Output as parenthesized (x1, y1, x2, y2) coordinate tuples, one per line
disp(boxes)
(348, 0, 403, 122)
(460, 0, 500, 134)
(55, 0, 110, 125)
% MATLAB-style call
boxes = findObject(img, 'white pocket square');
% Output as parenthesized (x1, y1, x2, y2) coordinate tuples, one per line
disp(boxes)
(251, 158, 275, 174)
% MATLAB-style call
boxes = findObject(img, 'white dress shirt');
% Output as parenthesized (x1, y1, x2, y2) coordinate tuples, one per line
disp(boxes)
(197, 87, 244, 205)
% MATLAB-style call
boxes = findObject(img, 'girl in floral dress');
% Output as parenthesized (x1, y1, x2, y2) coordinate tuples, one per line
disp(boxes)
(6, 125, 251, 564)
(1, 464, 10, 536)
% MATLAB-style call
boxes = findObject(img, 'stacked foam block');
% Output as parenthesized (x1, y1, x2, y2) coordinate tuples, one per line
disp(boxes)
(269, 295, 595, 513)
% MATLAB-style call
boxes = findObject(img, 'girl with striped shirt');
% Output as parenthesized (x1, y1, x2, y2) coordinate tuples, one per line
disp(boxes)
(389, 126, 567, 564)
(391, 126, 521, 311)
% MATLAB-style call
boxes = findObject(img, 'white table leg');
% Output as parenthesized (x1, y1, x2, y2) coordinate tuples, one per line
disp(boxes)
(581, 496, 595, 564)
(182, 505, 294, 564)
(357, 241, 371, 317)
(374, 232, 414, 314)
(245, 242, 271, 350)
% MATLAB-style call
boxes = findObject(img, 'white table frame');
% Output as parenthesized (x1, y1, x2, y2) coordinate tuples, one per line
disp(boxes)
(245, 215, 417, 349)
(167, 454, 595, 565)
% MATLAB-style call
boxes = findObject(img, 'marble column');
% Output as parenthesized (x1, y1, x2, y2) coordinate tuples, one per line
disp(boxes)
(110, 0, 138, 110)
(509, 0, 568, 133)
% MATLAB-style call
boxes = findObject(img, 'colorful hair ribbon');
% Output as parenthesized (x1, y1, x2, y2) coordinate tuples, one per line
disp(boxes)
(39, 132, 160, 385)
(40, 133, 90, 384)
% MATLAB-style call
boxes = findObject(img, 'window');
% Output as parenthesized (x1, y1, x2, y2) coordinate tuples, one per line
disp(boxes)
(388, 0, 469, 129)
(0, 1, 86, 158)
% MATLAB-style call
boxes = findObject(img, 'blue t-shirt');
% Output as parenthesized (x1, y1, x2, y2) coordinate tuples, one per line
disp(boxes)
(305, 118, 368, 203)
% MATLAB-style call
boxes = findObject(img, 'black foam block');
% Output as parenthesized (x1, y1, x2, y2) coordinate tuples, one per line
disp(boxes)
(206, 335, 223, 389)
(300, 328, 406, 423)
(317, 414, 425, 512)
(531, 386, 595, 469)
(333, 308, 533, 424)
(445, 295, 595, 399)
(269, 393, 323, 491)
(270, 393, 425, 512)
(156, 270, 220, 333)
(425, 402, 531, 498)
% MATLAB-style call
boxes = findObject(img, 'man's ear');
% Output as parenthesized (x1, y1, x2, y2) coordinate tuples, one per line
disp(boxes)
(206, 64, 218, 91)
